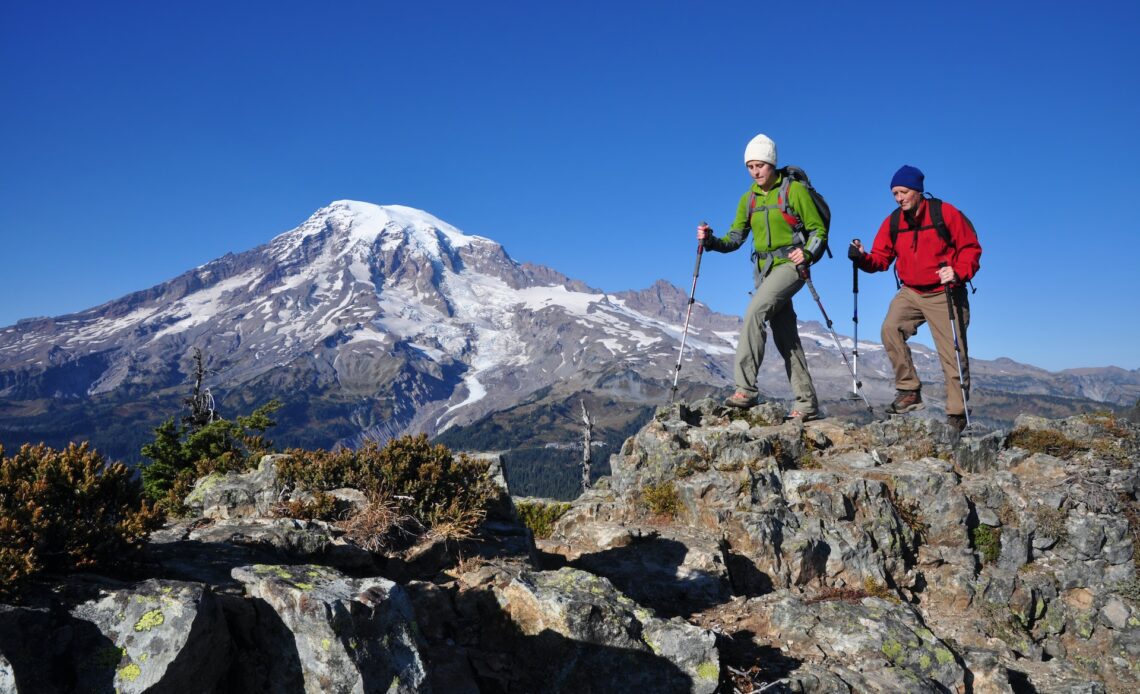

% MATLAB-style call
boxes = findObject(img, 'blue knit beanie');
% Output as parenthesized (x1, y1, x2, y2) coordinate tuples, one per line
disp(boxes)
(890, 165, 924, 192)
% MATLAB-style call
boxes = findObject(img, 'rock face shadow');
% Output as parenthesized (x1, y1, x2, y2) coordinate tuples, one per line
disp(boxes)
(724, 549, 775, 597)
(718, 630, 802, 682)
(0, 604, 119, 693)
(467, 618, 695, 693)
(219, 594, 305, 693)
(564, 536, 731, 619)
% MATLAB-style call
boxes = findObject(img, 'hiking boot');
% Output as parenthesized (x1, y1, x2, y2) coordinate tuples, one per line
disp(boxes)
(786, 410, 822, 422)
(947, 414, 967, 432)
(724, 391, 758, 408)
(886, 389, 923, 414)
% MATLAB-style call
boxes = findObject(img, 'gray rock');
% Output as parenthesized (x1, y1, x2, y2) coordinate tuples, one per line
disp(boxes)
(186, 454, 285, 518)
(955, 429, 1008, 473)
(761, 593, 966, 691)
(977, 506, 1002, 527)
(69, 579, 231, 693)
(997, 526, 1032, 572)
(232, 564, 429, 693)
(1100, 597, 1132, 631)
(1067, 513, 1109, 560)
(827, 450, 879, 468)
(0, 603, 88, 693)
(0, 652, 14, 694)
(546, 524, 730, 618)
(1006, 659, 1107, 693)
(183, 517, 374, 570)
(494, 567, 719, 693)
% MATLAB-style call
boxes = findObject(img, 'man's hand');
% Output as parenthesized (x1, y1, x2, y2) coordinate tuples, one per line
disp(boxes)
(848, 240, 864, 260)
(938, 265, 957, 285)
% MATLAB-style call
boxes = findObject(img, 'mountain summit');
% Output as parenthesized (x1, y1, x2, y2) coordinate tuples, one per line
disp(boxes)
(0, 202, 738, 455)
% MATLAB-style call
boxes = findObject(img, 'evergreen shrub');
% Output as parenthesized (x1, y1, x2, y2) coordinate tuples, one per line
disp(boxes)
(515, 501, 572, 539)
(276, 434, 497, 542)
(641, 482, 681, 518)
(141, 400, 280, 512)
(0, 443, 162, 597)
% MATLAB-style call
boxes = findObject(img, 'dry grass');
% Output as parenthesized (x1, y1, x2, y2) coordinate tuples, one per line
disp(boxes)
(885, 485, 928, 539)
(336, 493, 422, 553)
(273, 491, 341, 521)
(803, 576, 897, 604)
(425, 504, 487, 543)
(1007, 428, 1085, 458)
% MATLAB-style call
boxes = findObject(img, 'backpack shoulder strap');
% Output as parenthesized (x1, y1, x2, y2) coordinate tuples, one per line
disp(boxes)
(745, 191, 757, 230)
(889, 207, 903, 246)
(929, 197, 980, 292)
(928, 198, 954, 247)
(777, 174, 802, 230)
(778, 175, 794, 207)
(888, 207, 904, 289)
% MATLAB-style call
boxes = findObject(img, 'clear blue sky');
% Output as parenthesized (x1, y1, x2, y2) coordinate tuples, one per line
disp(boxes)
(2, 1, 1138, 372)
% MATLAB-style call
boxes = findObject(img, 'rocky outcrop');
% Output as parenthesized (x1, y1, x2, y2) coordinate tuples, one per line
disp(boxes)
(532, 401, 1139, 692)
(1, 407, 1137, 692)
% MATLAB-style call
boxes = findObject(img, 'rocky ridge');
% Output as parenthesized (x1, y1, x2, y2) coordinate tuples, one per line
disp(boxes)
(1, 407, 1138, 693)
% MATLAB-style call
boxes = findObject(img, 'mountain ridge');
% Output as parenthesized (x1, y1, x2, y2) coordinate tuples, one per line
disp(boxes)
(2, 200, 1138, 464)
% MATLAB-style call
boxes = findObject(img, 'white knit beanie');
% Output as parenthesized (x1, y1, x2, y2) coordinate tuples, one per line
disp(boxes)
(743, 133, 777, 166)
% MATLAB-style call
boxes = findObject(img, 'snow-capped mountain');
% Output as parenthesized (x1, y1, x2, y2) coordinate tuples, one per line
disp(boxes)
(0, 202, 741, 454)
(2, 201, 1137, 461)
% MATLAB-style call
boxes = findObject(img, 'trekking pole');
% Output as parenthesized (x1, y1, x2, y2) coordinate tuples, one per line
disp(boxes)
(850, 244, 863, 401)
(795, 261, 874, 413)
(939, 262, 971, 428)
(670, 229, 706, 403)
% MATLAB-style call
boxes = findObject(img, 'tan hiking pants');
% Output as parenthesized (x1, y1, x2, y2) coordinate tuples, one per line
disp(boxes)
(882, 286, 971, 416)
(734, 262, 818, 414)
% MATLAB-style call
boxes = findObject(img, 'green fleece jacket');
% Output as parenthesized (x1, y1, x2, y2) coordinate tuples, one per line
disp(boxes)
(705, 173, 827, 266)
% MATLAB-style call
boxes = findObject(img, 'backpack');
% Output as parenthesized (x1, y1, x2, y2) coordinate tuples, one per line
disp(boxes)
(746, 166, 832, 264)
(888, 195, 979, 291)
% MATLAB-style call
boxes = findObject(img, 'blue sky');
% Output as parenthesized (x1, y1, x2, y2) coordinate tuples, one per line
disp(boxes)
(2, 1, 1138, 372)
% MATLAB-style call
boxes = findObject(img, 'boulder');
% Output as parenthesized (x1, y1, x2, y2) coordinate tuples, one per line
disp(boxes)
(186, 454, 284, 518)
(493, 566, 719, 693)
(0, 578, 230, 693)
(232, 563, 429, 693)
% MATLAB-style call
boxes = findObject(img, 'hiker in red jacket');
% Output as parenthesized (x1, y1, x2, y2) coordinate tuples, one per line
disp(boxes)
(848, 165, 982, 431)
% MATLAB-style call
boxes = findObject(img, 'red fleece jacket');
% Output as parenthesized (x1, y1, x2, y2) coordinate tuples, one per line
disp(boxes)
(859, 199, 981, 292)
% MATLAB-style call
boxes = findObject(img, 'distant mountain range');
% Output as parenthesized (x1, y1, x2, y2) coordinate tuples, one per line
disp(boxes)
(2, 201, 1138, 465)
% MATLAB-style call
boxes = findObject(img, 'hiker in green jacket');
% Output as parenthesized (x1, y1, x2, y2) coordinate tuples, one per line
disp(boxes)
(697, 133, 826, 419)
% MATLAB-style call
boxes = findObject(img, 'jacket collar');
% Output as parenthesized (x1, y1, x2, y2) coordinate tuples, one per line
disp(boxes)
(902, 198, 928, 227)
(751, 171, 784, 196)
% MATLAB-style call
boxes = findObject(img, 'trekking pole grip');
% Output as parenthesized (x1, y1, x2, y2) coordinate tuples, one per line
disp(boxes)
(938, 261, 955, 287)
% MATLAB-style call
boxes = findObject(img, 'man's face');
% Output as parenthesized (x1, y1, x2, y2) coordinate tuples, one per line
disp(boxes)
(747, 161, 776, 189)
(892, 186, 923, 212)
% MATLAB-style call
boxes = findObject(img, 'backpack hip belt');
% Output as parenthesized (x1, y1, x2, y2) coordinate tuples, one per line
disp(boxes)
(903, 281, 948, 293)
(751, 246, 794, 284)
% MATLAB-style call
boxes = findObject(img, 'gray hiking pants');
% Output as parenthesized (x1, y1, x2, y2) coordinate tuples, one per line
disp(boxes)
(734, 262, 818, 414)
(882, 286, 971, 416)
